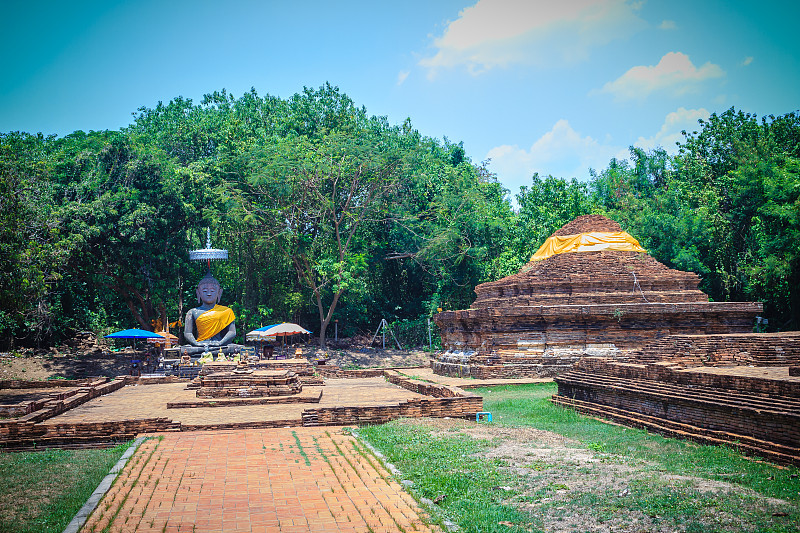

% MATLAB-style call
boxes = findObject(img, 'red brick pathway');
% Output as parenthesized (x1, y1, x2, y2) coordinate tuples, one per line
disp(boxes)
(80, 428, 437, 533)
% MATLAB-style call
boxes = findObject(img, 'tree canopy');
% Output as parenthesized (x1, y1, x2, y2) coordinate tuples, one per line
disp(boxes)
(1, 87, 798, 348)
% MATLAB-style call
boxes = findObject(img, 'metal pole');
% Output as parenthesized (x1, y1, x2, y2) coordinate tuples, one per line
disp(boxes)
(335, 320, 338, 342)
(382, 319, 386, 350)
(427, 318, 432, 351)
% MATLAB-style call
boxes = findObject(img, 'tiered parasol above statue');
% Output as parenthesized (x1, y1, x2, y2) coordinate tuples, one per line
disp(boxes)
(189, 228, 228, 271)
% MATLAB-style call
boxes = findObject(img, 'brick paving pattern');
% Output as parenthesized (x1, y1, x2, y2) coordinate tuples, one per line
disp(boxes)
(80, 427, 437, 533)
(44, 378, 428, 426)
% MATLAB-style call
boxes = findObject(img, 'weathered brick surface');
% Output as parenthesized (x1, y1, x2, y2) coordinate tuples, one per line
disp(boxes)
(304, 396, 483, 427)
(0, 377, 124, 421)
(429, 214, 798, 465)
(575, 357, 800, 398)
(627, 332, 800, 366)
(317, 366, 387, 378)
(0, 418, 179, 448)
(432, 359, 575, 379)
(79, 429, 437, 533)
(199, 358, 316, 376)
(303, 371, 483, 426)
(125, 375, 185, 385)
(551, 395, 800, 466)
(436, 301, 761, 355)
(167, 388, 322, 409)
(0, 378, 97, 389)
(555, 359, 800, 464)
(0, 372, 483, 448)
(194, 370, 303, 398)
(385, 370, 465, 398)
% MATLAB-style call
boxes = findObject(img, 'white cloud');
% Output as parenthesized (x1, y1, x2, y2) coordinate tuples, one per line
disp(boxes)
(420, 0, 645, 76)
(397, 70, 410, 85)
(659, 19, 676, 29)
(488, 109, 714, 194)
(634, 107, 710, 152)
(486, 119, 627, 193)
(742, 56, 754, 66)
(598, 52, 724, 100)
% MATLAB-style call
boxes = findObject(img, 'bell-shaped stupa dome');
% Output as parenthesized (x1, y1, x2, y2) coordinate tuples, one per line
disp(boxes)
(473, 214, 707, 309)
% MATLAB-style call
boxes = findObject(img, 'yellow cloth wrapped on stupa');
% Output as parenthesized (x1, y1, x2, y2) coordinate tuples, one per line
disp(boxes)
(195, 305, 236, 342)
(531, 231, 646, 262)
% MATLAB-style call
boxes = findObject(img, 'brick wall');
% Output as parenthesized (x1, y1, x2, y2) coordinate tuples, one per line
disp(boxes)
(551, 395, 799, 466)
(629, 332, 800, 366)
(0, 418, 179, 448)
(0, 378, 96, 389)
(0, 377, 125, 423)
(575, 357, 800, 398)
(555, 378, 799, 449)
(385, 370, 464, 398)
(303, 396, 484, 427)
(555, 357, 800, 464)
(432, 360, 571, 379)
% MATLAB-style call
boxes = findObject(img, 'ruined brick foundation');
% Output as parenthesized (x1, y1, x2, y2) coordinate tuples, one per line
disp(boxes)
(554, 332, 800, 466)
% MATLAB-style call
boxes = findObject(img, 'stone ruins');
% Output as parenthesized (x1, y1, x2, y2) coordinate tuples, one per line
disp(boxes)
(552, 330, 800, 465)
(433, 215, 761, 379)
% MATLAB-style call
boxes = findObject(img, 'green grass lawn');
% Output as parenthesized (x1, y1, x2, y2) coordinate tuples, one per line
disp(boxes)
(0, 444, 129, 533)
(359, 383, 800, 533)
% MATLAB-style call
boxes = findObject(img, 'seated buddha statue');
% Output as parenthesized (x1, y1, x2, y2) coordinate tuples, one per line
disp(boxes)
(180, 273, 243, 356)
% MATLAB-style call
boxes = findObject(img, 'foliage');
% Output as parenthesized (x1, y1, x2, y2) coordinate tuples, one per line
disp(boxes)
(0, 133, 64, 345)
(53, 132, 202, 331)
(242, 120, 403, 347)
(488, 174, 596, 279)
(1, 93, 798, 346)
(388, 317, 441, 349)
(592, 110, 800, 329)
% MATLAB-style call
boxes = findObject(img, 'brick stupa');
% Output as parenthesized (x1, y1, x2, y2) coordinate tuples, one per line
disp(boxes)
(433, 215, 762, 378)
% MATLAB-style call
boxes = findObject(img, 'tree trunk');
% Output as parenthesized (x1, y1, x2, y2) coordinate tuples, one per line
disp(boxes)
(316, 291, 341, 351)
(319, 319, 329, 349)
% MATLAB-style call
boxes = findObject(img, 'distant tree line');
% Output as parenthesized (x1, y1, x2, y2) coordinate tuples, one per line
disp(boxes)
(1, 85, 797, 348)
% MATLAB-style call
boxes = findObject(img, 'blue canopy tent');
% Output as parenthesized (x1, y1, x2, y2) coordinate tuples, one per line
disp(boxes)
(260, 323, 311, 336)
(247, 323, 283, 337)
(105, 329, 166, 340)
(105, 329, 164, 373)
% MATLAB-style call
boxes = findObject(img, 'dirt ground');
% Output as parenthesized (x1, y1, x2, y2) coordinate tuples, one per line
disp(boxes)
(0, 336, 432, 381)
(394, 418, 797, 533)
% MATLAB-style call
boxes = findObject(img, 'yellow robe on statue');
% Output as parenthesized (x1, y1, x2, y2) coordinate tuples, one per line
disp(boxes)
(195, 305, 235, 342)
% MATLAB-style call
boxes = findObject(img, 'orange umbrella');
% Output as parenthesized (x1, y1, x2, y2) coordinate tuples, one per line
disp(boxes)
(147, 331, 178, 347)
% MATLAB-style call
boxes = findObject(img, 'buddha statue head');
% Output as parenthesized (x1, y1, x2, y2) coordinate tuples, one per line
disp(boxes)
(196, 273, 223, 308)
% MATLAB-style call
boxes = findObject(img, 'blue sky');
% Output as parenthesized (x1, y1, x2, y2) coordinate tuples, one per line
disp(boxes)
(2, 0, 798, 197)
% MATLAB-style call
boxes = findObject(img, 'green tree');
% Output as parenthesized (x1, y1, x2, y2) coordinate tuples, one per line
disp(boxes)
(0, 132, 63, 345)
(243, 128, 402, 347)
(51, 132, 204, 332)
(484, 174, 595, 281)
